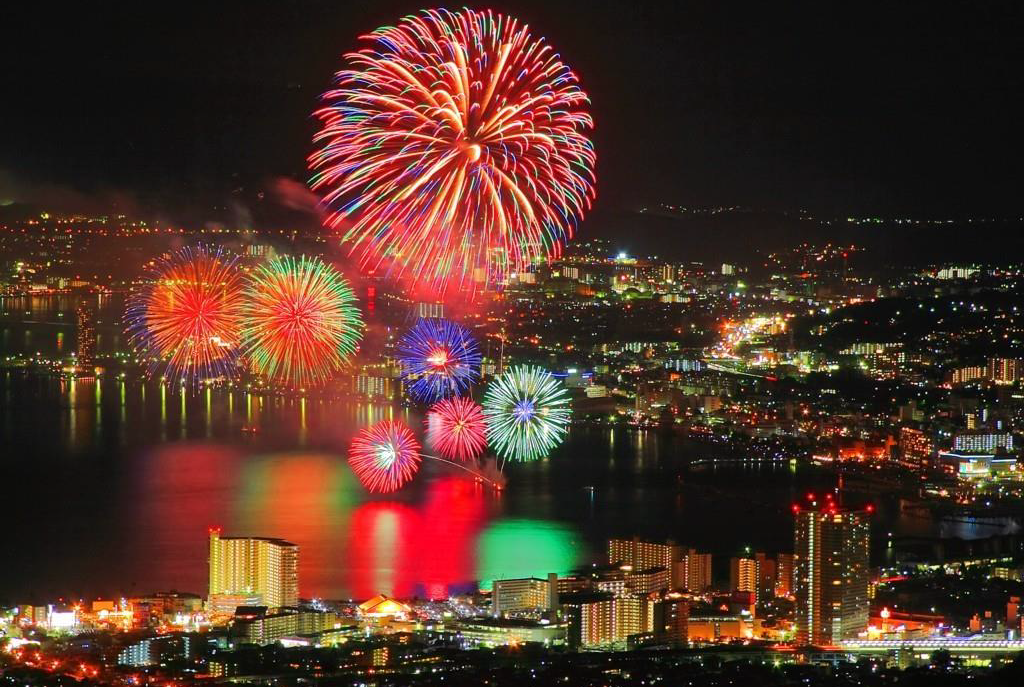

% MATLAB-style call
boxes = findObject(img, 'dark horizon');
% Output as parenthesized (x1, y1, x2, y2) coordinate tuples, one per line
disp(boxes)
(3, 0, 1023, 226)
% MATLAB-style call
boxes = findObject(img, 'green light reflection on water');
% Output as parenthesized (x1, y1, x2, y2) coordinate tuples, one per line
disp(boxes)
(475, 519, 581, 590)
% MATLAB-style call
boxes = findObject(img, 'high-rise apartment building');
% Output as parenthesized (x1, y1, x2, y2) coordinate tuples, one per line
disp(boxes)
(492, 574, 558, 617)
(674, 549, 712, 592)
(208, 531, 298, 611)
(415, 301, 444, 319)
(607, 538, 711, 593)
(562, 591, 649, 649)
(354, 374, 397, 400)
(651, 593, 689, 646)
(793, 506, 870, 645)
(952, 430, 1013, 453)
(729, 557, 758, 596)
(988, 358, 1021, 384)
(754, 552, 777, 601)
(775, 553, 794, 597)
(595, 571, 630, 599)
(625, 566, 671, 595)
(608, 538, 681, 571)
(76, 301, 96, 370)
(951, 366, 986, 385)
(579, 595, 615, 647)
(561, 592, 615, 649)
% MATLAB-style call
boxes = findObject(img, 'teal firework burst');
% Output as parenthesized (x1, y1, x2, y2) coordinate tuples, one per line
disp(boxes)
(483, 365, 571, 462)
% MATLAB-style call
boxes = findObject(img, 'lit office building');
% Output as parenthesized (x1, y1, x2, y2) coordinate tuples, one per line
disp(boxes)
(208, 530, 298, 612)
(793, 504, 870, 645)
(952, 430, 1013, 453)
(898, 427, 933, 470)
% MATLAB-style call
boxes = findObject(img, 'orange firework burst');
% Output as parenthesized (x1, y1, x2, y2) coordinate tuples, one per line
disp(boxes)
(125, 245, 244, 383)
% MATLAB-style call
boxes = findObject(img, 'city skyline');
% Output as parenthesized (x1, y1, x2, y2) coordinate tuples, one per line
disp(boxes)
(3, 2, 1024, 685)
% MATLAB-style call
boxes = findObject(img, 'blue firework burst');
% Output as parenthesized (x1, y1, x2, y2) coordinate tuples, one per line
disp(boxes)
(396, 318, 481, 403)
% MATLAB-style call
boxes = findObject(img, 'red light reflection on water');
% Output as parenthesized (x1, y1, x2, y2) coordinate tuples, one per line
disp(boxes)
(133, 443, 245, 591)
(344, 501, 420, 599)
(413, 478, 487, 599)
(135, 445, 492, 600)
(342, 478, 488, 599)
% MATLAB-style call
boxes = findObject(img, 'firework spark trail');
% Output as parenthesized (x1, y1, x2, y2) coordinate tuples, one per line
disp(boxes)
(124, 245, 245, 384)
(309, 7, 596, 295)
(483, 364, 571, 462)
(240, 255, 364, 387)
(397, 318, 481, 403)
(421, 452, 498, 487)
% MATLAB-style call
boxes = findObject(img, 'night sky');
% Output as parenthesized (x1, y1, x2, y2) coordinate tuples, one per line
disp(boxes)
(2, 0, 1023, 222)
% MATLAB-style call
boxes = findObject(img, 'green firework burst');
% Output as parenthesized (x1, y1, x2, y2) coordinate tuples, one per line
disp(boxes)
(240, 255, 364, 387)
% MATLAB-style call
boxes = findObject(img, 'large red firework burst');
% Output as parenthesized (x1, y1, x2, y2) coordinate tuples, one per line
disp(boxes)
(125, 245, 244, 383)
(309, 7, 596, 294)
(427, 396, 487, 461)
(349, 420, 423, 493)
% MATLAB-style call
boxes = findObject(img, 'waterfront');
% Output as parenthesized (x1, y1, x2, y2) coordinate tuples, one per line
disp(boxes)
(0, 371, 1014, 604)
(0, 294, 123, 358)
